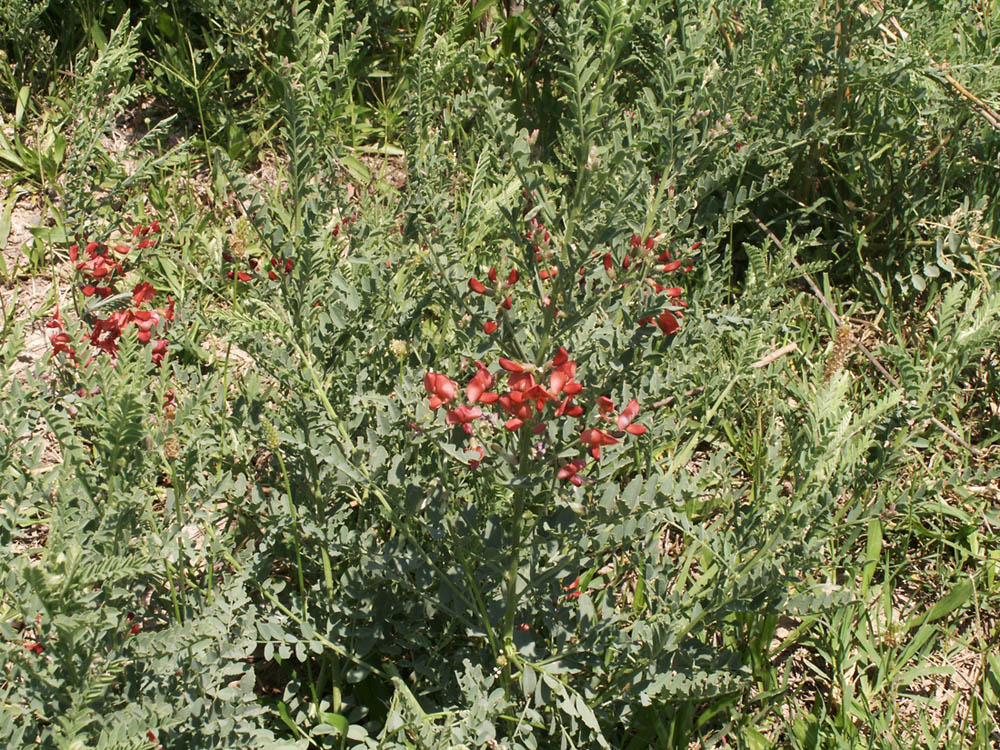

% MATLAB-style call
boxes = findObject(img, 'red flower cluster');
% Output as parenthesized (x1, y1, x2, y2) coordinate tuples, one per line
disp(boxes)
(222, 252, 294, 282)
(423, 348, 646, 485)
(48, 223, 174, 365)
(466, 217, 696, 337)
(465, 210, 558, 329)
(423, 349, 585, 435)
(619, 233, 695, 336)
(69, 222, 157, 298)
(527, 217, 559, 281)
(467, 266, 520, 333)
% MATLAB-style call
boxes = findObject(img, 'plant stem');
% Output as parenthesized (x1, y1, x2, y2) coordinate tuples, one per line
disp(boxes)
(501, 429, 532, 686)
(275, 446, 308, 617)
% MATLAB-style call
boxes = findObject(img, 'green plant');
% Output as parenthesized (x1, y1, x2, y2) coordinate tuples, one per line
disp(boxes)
(2, 0, 999, 747)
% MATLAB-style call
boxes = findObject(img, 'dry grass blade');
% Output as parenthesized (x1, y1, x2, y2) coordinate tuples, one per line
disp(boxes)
(750, 342, 798, 370)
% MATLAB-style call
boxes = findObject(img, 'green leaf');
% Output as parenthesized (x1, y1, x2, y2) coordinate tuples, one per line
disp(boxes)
(318, 711, 348, 735)
(574, 693, 601, 733)
(905, 579, 972, 631)
(340, 154, 371, 185)
(862, 518, 882, 594)
(14, 86, 29, 126)
(632, 570, 647, 615)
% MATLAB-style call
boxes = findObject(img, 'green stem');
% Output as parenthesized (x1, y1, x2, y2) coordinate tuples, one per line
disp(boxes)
(457, 548, 501, 660)
(168, 462, 191, 611)
(164, 557, 184, 625)
(275, 447, 308, 616)
(501, 430, 532, 682)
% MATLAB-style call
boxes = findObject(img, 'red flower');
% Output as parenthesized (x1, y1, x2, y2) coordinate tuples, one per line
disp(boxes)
(132, 282, 156, 305)
(132, 309, 167, 343)
(424, 372, 458, 409)
(549, 349, 577, 395)
(24, 640, 44, 655)
(49, 331, 76, 359)
(616, 398, 647, 435)
(498, 357, 527, 373)
(557, 458, 587, 486)
(89, 312, 130, 356)
(237, 271, 252, 282)
(446, 404, 483, 435)
(80, 256, 115, 278)
(555, 395, 583, 418)
(467, 443, 485, 470)
(656, 310, 680, 335)
(658, 259, 683, 273)
(498, 392, 533, 430)
(506, 370, 536, 393)
(563, 576, 582, 599)
(151, 339, 168, 364)
(580, 428, 618, 459)
(521, 382, 555, 410)
(483, 320, 498, 334)
(466, 364, 499, 404)
(46, 311, 78, 360)
(468, 278, 488, 295)
(596, 396, 615, 415)
(284, 258, 293, 274)
(69, 244, 78, 262)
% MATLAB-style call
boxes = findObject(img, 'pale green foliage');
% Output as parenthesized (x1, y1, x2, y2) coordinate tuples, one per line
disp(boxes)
(1, 0, 998, 748)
